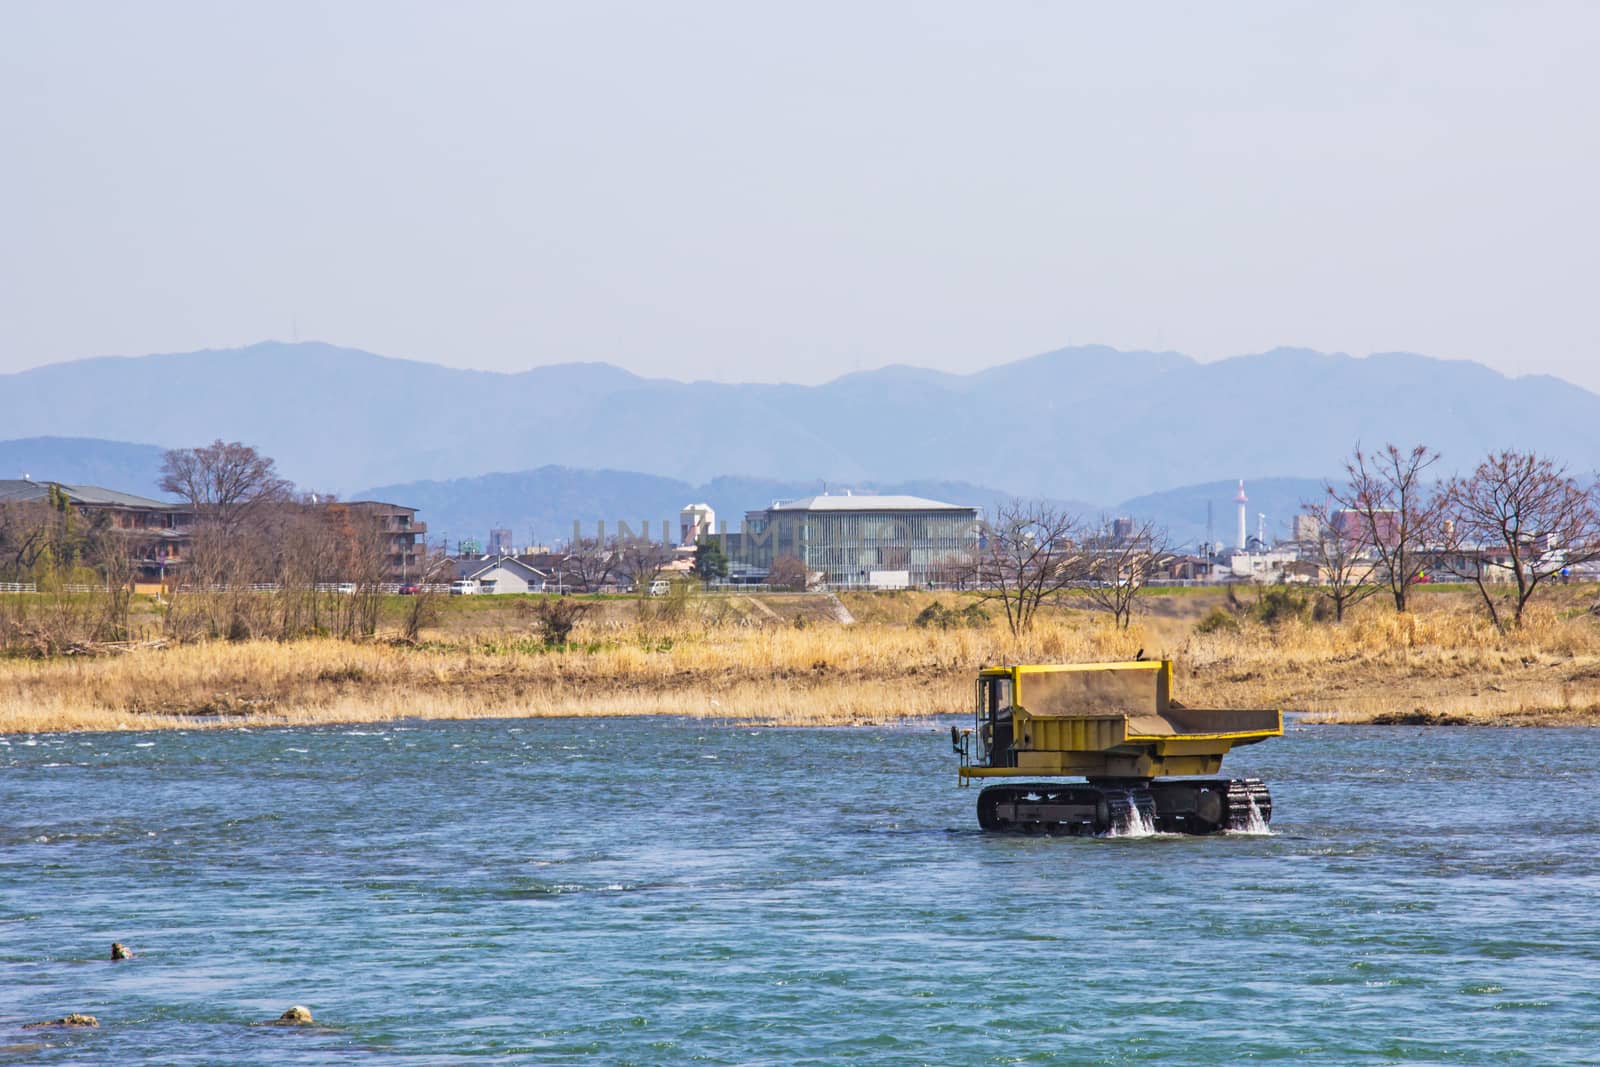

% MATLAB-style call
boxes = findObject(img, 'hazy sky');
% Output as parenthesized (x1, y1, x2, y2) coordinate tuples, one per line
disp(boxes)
(3, 2, 1597, 389)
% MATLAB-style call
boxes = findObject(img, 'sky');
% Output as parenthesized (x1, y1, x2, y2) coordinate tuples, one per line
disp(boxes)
(2, 2, 1598, 390)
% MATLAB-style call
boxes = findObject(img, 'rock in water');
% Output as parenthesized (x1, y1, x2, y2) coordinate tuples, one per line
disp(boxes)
(23, 1014, 99, 1029)
(110, 942, 133, 961)
(273, 1006, 314, 1026)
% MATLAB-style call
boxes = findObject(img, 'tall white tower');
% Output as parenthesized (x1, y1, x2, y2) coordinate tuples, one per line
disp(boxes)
(679, 502, 717, 546)
(1235, 480, 1248, 550)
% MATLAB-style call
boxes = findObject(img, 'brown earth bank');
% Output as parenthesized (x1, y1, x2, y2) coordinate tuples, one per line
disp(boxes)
(2, 586, 1599, 734)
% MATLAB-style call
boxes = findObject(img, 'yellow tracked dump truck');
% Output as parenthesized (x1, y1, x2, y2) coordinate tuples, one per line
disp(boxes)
(952, 660, 1281, 834)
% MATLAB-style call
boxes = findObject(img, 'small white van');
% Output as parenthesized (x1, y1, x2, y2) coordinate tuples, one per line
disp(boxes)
(450, 579, 481, 595)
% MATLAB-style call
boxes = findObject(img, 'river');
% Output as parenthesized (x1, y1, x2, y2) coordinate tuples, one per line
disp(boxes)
(4, 718, 1599, 1064)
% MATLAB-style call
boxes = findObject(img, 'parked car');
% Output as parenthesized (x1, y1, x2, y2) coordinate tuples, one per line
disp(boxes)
(450, 580, 480, 595)
(398, 583, 420, 595)
(336, 582, 357, 594)
(630, 578, 673, 596)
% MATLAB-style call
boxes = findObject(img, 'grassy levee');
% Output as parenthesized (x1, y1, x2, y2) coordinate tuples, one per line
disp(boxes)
(2, 586, 1598, 733)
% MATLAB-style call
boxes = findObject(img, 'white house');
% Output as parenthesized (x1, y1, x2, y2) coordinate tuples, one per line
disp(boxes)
(456, 555, 550, 595)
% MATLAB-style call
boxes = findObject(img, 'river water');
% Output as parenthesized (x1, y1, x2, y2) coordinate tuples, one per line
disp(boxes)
(3, 718, 1599, 1064)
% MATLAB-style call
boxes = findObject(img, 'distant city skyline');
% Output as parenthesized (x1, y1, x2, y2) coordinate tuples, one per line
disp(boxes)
(3, 3, 1598, 391)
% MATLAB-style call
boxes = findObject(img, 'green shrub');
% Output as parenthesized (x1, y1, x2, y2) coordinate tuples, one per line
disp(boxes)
(1195, 607, 1240, 635)
(527, 597, 591, 647)
(1254, 587, 1311, 626)
(915, 601, 990, 630)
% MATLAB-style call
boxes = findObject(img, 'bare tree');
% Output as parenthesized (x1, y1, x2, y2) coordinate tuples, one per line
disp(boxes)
(971, 502, 1083, 637)
(158, 442, 293, 640)
(401, 543, 454, 642)
(926, 547, 980, 590)
(269, 503, 333, 639)
(1078, 517, 1171, 630)
(0, 499, 58, 581)
(614, 536, 676, 598)
(159, 440, 292, 535)
(166, 523, 260, 640)
(1437, 450, 1600, 630)
(1327, 443, 1443, 612)
(564, 536, 619, 593)
(335, 508, 391, 639)
(1300, 499, 1381, 622)
(91, 526, 145, 641)
(0, 493, 120, 654)
(0, 486, 106, 589)
(767, 555, 810, 591)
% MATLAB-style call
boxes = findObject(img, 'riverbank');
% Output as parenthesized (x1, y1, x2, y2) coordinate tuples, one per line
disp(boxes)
(2, 587, 1598, 733)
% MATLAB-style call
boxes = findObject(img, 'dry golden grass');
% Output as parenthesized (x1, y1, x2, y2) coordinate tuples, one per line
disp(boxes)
(0, 603, 1146, 733)
(3, 587, 1597, 733)
(1181, 595, 1600, 725)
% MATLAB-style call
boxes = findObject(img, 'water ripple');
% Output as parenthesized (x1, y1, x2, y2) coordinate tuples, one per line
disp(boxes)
(4, 720, 1600, 1063)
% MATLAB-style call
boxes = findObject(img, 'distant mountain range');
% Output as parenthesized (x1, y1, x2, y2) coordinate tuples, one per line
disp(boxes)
(0, 437, 168, 498)
(0, 431, 1321, 550)
(5, 340, 1597, 503)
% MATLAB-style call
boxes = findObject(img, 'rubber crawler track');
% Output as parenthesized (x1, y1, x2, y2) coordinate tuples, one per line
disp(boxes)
(976, 778, 1272, 835)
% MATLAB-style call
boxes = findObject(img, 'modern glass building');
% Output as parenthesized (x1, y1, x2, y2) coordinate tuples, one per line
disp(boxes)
(736, 493, 980, 588)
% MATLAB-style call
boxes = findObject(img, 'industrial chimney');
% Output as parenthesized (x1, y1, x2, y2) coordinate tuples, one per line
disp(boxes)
(1235, 480, 1248, 551)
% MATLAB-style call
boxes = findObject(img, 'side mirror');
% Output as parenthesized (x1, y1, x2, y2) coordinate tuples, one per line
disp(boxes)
(950, 725, 962, 753)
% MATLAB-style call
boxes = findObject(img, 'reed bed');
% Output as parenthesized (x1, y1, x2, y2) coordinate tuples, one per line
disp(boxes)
(0, 609, 1146, 733)
(1182, 598, 1600, 725)
(3, 589, 1597, 734)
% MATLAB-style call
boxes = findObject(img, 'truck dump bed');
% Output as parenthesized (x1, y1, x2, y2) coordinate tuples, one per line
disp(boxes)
(963, 660, 1281, 780)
